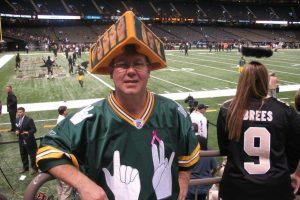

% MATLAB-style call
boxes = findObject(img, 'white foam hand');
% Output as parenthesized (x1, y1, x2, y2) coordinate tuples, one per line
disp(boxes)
(102, 151, 141, 200)
(152, 140, 175, 199)
(70, 105, 94, 125)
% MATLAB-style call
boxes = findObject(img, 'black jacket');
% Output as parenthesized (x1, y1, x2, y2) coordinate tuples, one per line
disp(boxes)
(7, 92, 17, 112)
(16, 115, 37, 146)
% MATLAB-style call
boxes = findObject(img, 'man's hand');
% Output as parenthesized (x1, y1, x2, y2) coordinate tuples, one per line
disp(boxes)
(102, 151, 141, 200)
(49, 164, 109, 200)
(77, 183, 109, 200)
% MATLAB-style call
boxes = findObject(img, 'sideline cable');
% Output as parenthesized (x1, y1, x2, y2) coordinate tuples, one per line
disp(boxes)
(0, 166, 22, 199)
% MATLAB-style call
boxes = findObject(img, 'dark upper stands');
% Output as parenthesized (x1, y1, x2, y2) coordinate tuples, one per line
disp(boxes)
(1, 0, 300, 49)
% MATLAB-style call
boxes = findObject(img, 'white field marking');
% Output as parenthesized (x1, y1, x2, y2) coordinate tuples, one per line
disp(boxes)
(202, 88, 207, 90)
(187, 51, 300, 70)
(168, 58, 238, 74)
(177, 90, 183, 93)
(171, 54, 300, 77)
(150, 75, 195, 91)
(214, 88, 220, 90)
(1, 84, 299, 114)
(280, 98, 289, 100)
(292, 64, 300, 66)
(0, 119, 57, 126)
(168, 67, 237, 85)
(87, 71, 115, 90)
(280, 80, 299, 84)
(0, 55, 14, 69)
(169, 54, 236, 68)
(164, 91, 170, 93)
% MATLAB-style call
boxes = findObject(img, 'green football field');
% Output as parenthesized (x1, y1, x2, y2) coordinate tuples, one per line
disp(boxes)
(0, 49, 299, 199)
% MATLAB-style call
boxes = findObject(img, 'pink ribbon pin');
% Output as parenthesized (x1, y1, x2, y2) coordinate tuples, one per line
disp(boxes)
(151, 130, 161, 145)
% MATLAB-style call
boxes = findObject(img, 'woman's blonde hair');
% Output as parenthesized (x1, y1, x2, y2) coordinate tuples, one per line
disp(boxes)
(226, 61, 269, 141)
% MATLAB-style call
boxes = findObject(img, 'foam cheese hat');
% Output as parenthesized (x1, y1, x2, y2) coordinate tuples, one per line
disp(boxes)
(89, 11, 167, 74)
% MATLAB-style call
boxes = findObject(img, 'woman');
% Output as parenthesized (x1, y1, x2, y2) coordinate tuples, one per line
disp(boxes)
(217, 61, 300, 200)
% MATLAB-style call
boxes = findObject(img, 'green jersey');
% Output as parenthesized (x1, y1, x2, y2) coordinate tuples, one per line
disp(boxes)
(37, 92, 200, 200)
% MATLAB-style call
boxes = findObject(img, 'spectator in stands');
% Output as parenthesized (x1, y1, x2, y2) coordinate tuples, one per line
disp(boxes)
(16, 107, 38, 175)
(186, 138, 218, 200)
(15, 53, 21, 72)
(268, 72, 279, 98)
(5, 85, 17, 132)
(217, 61, 300, 200)
(295, 88, 300, 112)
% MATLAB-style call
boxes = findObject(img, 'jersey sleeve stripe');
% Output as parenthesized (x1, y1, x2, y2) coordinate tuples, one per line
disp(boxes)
(36, 146, 79, 169)
(178, 143, 200, 167)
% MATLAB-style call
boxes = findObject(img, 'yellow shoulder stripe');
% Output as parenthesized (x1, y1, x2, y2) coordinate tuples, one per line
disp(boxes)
(36, 146, 79, 169)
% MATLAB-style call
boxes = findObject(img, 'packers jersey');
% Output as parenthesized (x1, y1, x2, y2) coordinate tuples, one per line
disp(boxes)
(37, 92, 200, 200)
(217, 97, 300, 200)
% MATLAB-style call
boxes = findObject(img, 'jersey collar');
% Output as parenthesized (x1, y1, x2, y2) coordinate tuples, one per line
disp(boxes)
(108, 91, 155, 129)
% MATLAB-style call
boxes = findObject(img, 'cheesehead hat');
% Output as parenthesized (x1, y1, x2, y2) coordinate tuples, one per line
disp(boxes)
(89, 11, 167, 74)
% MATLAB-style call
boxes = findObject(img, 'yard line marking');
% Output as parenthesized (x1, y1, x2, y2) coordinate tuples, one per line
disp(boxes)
(164, 91, 170, 93)
(186, 52, 300, 70)
(168, 58, 238, 74)
(167, 67, 237, 85)
(150, 75, 195, 91)
(0, 55, 14, 69)
(87, 71, 115, 90)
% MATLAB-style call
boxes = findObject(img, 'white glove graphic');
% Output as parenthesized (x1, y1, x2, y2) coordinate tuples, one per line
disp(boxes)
(70, 105, 94, 125)
(102, 151, 141, 200)
(152, 140, 175, 199)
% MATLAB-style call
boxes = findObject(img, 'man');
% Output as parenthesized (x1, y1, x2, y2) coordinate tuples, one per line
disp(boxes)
(44, 56, 54, 79)
(190, 104, 209, 150)
(5, 85, 17, 132)
(268, 72, 279, 98)
(15, 53, 21, 71)
(36, 11, 199, 200)
(56, 106, 73, 200)
(238, 56, 246, 73)
(57, 106, 68, 124)
(16, 107, 38, 175)
(76, 65, 85, 87)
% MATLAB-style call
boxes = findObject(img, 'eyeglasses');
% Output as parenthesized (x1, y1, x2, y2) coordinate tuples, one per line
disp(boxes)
(113, 61, 149, 71)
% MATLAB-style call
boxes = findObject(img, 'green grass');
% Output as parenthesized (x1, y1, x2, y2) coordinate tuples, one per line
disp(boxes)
(0, 49, 299, 199)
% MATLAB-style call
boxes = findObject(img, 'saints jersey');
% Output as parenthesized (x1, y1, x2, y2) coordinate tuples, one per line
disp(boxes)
(217, 97, 300, 200)
(37, 92, 200, 200)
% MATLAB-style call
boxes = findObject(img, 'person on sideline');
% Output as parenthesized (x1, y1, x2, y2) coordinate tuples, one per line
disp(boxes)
(217, 60, 300, 200)
(190, 104, 209, 150)
(238, 56, 246, 73)
(56, 106, 73, 200)
(268, 72, 278, 98)
(16, 107, 38, 175)
(76, 65, 85, 87)
(5, 85, 17, 132)
(294, 88, 300, 112)
(36, 11, 200, 200)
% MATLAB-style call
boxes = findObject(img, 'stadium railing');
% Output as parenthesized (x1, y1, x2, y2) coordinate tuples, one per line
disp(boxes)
(23, 150, 222, 200)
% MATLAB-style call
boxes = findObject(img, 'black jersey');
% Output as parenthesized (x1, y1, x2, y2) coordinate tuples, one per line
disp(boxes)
(217, 97, 300, 200)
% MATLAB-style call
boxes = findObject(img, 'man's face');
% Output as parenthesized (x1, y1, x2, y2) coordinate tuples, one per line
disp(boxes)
(111, 53, 150, 96)
(5, 86, 11, 93)
(17, 109, 25, 118)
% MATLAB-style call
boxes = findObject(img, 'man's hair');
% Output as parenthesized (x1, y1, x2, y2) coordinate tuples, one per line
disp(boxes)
(6, 85, 12, 89)
(17, 107, 25, 112)
(58, 106, 67, 115)
(227, 61, 269, 141)
(295, 89, 300, 112)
